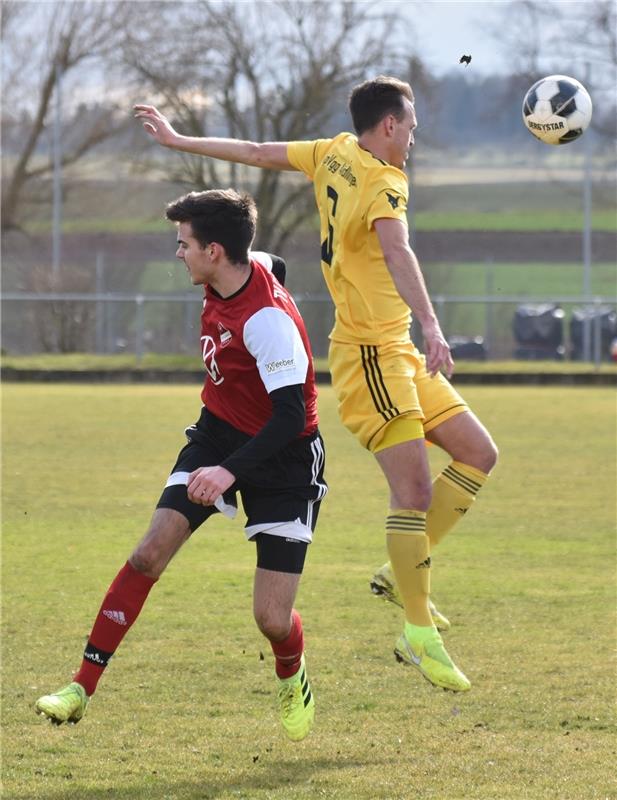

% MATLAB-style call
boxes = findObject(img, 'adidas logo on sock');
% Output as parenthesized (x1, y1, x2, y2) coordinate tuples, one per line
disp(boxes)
(103, 610, 127, 625)
(416, 557, 432, 569)
(84, 650, 107, 665)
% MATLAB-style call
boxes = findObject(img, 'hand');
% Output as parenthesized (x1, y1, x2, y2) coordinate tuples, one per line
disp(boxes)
(133, 104, 180, 148)
(422, 319, 454, 378)
(187, 466, 235, 506)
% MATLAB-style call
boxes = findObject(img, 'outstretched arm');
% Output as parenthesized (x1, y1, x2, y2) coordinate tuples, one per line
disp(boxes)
(134, 104, 294, 170)
(374, 217, 454, 378)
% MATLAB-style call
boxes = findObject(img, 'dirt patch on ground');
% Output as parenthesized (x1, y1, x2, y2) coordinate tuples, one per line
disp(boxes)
(414, 230, 616, 263)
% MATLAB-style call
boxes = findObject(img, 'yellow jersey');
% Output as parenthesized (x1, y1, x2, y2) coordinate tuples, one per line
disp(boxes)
(288, 132, 411, 345)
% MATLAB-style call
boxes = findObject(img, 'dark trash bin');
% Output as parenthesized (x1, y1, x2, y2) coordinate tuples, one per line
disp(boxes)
(512, 303, 565, 360)
(448, 336, 487, 360)
(570, 306, 617, 361)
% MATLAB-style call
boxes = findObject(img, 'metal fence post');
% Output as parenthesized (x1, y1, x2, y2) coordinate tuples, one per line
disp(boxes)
(485, 259, 494, 358)
(95, 252, 105, 353)
(135, 295, 145, 363)
(593, 298, 602, 368)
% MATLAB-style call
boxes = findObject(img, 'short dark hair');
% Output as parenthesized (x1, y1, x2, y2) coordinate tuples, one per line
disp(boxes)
(349, 76, 414, 135)
(165, 189, 257, 264)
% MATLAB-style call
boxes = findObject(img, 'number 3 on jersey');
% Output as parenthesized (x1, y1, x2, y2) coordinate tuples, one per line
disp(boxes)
(320, 185, 339, 267)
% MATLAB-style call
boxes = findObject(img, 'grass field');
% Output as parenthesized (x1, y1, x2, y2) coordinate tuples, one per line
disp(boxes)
(22, 209, 617, 235)
(2, 353, 617, 375)
(21, 178, 617, 235)
(2, 384, 616, 800)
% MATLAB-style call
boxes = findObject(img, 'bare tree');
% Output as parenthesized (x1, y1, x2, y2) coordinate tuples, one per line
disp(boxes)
(123, 0, 411, 252)
(488, 1, 616, 138)
(25, 265, 95, 352)
(1, 0, 138, 230)
(558, 0, 617, 138)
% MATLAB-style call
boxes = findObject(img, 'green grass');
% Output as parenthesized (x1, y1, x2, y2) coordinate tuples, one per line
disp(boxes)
(2, 354, 616, 376)
(0, 353, 205, 371)
(425, 262, 616, 298)
(414, 210, 617, 232)
(2, 384, 616, 799)
(24, 209, 617, 235)
(20, 177, 617, 235)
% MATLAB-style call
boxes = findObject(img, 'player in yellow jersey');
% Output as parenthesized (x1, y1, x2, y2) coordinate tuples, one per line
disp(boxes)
(135, 76, 498, 692)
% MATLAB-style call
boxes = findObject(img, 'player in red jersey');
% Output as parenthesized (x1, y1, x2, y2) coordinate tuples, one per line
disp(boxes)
(36, 189, 327, 742)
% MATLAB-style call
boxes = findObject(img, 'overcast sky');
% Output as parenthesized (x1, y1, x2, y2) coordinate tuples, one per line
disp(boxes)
(397, 0, 600, 78)
(403, 1, 509, 75)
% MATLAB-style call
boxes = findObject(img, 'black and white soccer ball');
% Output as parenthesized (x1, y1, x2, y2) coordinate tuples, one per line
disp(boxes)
(522, 75, 592, 145)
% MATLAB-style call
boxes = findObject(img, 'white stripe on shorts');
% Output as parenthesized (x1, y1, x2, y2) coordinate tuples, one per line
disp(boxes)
(164, 471, 237, 519)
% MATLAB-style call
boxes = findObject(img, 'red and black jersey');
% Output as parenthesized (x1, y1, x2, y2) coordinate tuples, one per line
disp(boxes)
(200, 258, 318, 437)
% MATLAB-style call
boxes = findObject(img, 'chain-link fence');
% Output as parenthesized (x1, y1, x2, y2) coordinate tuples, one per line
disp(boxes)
(2, 291, 616, 364)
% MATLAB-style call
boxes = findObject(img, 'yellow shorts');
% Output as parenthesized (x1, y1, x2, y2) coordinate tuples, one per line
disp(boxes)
(328, 339, 468, 451)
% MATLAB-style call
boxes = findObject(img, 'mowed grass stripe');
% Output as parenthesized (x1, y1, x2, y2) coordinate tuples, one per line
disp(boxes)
(2, 384, 615, 800)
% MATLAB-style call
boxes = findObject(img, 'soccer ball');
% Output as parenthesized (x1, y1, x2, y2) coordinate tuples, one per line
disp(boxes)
(522, 75, 592, 145)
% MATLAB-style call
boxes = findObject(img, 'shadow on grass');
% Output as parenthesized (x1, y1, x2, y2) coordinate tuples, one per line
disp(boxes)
(9, 752, 397, 800)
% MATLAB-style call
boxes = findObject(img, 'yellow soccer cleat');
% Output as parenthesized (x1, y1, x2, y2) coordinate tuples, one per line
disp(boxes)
(277, 655, 315, 741)
(35, 682, 89, 725)
(370, 562, 451, 631)
(394, 625, 471, 692)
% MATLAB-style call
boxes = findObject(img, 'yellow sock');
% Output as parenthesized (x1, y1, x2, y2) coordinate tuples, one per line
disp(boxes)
(427, 461, 489, 549)
(386, 509, 432, 627)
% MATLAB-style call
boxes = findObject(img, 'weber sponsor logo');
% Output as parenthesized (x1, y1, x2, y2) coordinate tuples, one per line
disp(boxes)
(265, 358, 295, 374)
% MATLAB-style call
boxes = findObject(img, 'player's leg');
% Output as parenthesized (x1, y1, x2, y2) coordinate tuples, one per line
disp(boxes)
(36, 429, 228, 724)
(328, 338, 431, 619)
(243, 431, 325, 740)
(35, 509, 191, 725)
(374, 434, 470, 692)
(71, 508, 192, 694)
(252, 535, 315, 742)
(372, 358, 497, 626)
(425, 409, 498, 549)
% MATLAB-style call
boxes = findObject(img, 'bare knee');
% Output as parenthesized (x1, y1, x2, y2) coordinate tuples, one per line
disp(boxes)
(129, 509, 191, 579)
(428, 412, 498, 474)
(129, 544, 162, 579)
(482, 438, 499, 473)
(453, 442, 498, 476)
(254, 608, 291, 643)
(392, 480, 432, 512)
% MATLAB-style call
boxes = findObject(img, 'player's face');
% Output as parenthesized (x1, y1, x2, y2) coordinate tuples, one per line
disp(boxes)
(391, 99, 416, 169)
(175, 222, 213, 285)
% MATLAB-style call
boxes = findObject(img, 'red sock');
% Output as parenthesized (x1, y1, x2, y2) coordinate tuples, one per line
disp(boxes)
(270, 609, 304, 679)
(74, 561, 157, 696)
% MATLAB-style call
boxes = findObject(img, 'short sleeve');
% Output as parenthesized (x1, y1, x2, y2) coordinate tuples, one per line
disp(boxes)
(287, 139, 332, 179)
(366, 183, 409, 229)
(243, 307, 309, 393)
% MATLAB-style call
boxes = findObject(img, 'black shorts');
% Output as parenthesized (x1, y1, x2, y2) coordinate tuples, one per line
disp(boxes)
(157, 409, 327, 548)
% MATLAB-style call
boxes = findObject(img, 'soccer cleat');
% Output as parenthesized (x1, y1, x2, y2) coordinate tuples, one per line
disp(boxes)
(277, 654, 315, 741)
(370, 562, 451, 631)
(427, 599, 451, 632)
(394, 626, 471, 692)
(35, 682, 89, 725)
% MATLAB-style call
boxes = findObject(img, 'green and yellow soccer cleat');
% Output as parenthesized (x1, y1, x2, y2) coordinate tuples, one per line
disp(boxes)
(35, 682, 89, 725)
(277, 655, 315, 742)
(394, 625, 471, 692)
(370, 562, 451, 631)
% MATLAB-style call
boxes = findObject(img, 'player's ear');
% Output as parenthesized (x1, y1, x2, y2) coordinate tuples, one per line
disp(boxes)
(209, 242, 224, 260)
